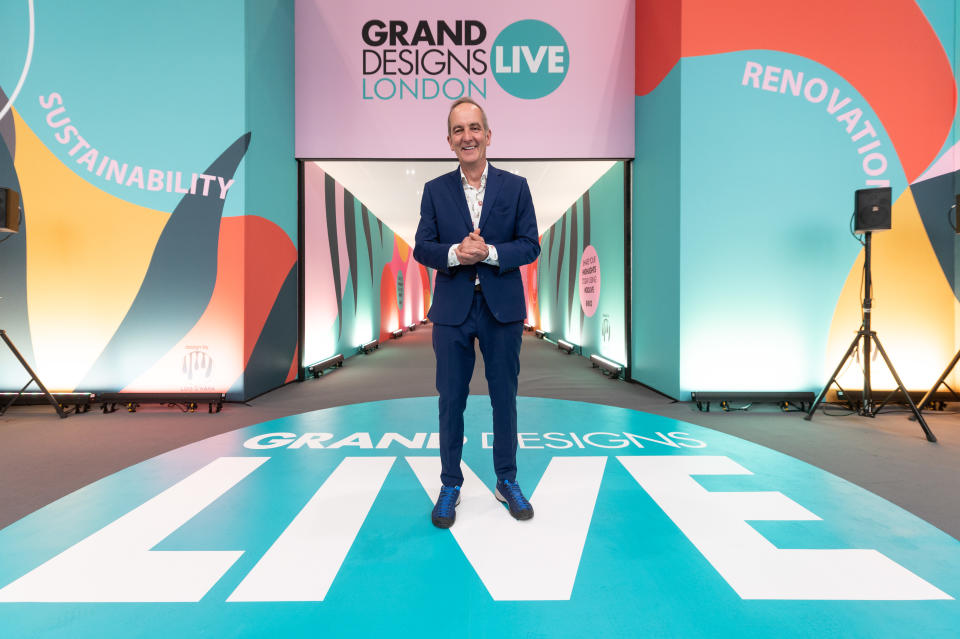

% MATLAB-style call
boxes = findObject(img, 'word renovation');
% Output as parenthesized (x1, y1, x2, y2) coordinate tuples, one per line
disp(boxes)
(742, 61, 891, 187)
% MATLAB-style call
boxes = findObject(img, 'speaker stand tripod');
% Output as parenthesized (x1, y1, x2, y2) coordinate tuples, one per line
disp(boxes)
(917, 350, 960, 412)
(804, 232, 936, 442)
(1, 329, 66, 418)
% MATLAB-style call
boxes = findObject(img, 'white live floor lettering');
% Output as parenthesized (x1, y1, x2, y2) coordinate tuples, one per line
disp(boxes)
(0, 457, 267, 602)
(406, 456, 607, 600)
(617, 456, 952, 600)
(0, 454, 948, 602)
(227, 457, 395, 601)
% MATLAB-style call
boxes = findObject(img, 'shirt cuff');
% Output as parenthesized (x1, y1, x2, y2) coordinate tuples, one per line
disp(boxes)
(447, 244, 461, 267)
(482, 244, 499, 266)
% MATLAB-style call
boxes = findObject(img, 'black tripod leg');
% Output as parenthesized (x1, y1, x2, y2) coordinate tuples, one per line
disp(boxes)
(917, 348, 960, 411)
(871, 334, 936, 442)
(1, 378, 33, 415)
(0, 330, 66, 419)
(806, 330, 862, 421)
(941, 382, 960, 402)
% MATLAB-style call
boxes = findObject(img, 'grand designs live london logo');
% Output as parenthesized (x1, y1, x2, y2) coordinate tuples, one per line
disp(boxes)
(360, 18, 569, 101)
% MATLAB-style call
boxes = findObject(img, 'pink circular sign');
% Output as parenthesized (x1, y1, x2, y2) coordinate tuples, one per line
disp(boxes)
(579, 245, 600, 317)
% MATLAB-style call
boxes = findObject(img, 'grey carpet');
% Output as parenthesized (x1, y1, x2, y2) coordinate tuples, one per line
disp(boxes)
(1, 326, 957, 539)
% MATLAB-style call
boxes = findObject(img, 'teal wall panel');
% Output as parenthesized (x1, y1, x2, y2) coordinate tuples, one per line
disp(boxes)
(677, 51, 885, 393)
(632, 64, 682, 398)
(538, 162, 628, 368)
(0, 1, 298, 400)
(633, 1, 960, 398)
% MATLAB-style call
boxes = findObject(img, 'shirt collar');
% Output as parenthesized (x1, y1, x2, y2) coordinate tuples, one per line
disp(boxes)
(459, 162, 488, 189)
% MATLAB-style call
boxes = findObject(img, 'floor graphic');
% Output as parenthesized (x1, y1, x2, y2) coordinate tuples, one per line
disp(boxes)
(0, 397, 957, 637)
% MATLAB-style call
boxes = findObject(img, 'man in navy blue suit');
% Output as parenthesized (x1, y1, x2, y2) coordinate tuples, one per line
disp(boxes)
(413, 97, 541, 529)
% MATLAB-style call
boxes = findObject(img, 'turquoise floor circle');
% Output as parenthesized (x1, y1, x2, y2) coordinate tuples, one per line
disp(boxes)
(0, 397, 957, 638)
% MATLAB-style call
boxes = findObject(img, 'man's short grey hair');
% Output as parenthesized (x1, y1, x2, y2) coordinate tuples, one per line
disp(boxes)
(447, 97, 489, 134)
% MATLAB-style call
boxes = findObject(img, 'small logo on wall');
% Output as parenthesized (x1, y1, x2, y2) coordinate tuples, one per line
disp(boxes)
(396, 271, 405, 309)
(579, 245, 600, 317)
(182, 346, 213, 381)
(492, 20, 569, 99)
(601, 315, 611, 343)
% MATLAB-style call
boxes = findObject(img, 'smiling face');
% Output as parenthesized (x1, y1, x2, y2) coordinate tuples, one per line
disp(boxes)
(447, 102, 491, 172)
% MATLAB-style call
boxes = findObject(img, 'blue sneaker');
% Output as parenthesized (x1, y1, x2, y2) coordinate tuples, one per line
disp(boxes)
(432, 485, 461, 528)
(495, 479, 534, 520)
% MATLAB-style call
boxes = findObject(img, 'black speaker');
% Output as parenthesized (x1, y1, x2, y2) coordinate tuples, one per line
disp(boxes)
(0, 187, 20, 233)
(854, 186, 891, 232)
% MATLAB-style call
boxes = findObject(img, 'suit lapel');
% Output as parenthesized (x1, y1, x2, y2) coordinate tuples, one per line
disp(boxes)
(444, 167, 474, 234)
(478, 163, 502, 233)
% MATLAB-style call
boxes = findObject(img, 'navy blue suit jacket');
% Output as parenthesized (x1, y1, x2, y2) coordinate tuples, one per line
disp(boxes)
(414, 164, 540, 325)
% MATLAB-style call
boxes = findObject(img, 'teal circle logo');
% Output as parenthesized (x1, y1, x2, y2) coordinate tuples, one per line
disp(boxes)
(491, 20, 568, 99)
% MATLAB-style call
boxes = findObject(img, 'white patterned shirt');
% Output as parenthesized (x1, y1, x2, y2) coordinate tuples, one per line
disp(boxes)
(447, 163, 499, 268)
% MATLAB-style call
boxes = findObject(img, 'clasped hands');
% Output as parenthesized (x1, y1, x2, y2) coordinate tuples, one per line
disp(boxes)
(455, 230, 489, 265)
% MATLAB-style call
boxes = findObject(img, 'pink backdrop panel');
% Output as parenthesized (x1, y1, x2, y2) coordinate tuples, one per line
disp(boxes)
(296, 0, 635, 159)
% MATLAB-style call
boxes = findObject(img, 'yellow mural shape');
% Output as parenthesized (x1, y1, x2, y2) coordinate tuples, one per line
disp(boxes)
(396, 235, 410, 262)
(13, 111, 169, 390)
(825, 187, 957, 393)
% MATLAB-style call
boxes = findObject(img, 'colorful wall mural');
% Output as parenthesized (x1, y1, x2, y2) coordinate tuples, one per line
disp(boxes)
(535, 162, 628, 369)
(6, 0, 957, 406)
(302, 164, 432, 367)
(0, 0, 297, 401)
(633, 0, 959, 398)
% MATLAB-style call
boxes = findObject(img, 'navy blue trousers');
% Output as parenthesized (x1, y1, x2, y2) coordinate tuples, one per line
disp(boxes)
(433, 290, 523, 487)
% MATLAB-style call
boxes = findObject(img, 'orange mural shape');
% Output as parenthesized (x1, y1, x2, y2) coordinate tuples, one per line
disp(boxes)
(286, 345, 299, 384)
(636, 0, 956, 182)
(125, 215, 296, 392)
(635, 0, 681, 98)
(379, 265, 401, 340)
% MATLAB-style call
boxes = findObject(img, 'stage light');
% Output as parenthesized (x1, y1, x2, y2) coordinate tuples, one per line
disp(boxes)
(97, 392, 225, 413)
(360, 340, 379, 354)
(391, 329, 404, 339)
(0, 392, 93, 414)
(534, 329, 546, 339)
(557, 339, 577, 354)
(590, 354, 623, 378)
(691, 391, 815, 413)
(420, 318, 429, 325)
(307, 354, 344, 378)
(407, 323, 417, 331)
(523, 323, 534, 332)
(0, 391, 92, 404)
